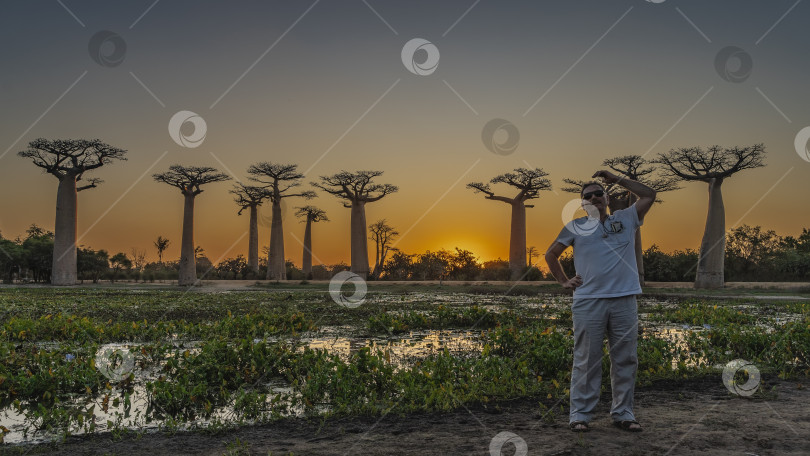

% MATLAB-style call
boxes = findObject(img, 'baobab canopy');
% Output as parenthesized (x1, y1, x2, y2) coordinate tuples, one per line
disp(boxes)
(153, 165, 231, 286)
(313, 170, 398, 279)
(18, 138, 127, 285)
(656, 144, 766, 289)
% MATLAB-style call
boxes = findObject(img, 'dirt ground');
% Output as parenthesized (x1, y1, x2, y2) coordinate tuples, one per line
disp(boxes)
(10, 376, 807, 456)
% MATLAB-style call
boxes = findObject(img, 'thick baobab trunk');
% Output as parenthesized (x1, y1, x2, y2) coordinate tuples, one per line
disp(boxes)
(635, 228, 644, 287)
(302, 217, 313, 279)
(695, 178, 725, 289)
(178, 193, 197, 286)
(508, 202, 527, 281)
(628, 194, 645, 287)
(52, 175, 78, 285)
(248, 205, 259, 273)
(267, 201, 286, 280)
(350, 201, 369, 279)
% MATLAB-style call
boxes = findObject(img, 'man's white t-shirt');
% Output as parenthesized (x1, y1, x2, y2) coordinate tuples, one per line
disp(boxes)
(554, 204, 643, 299)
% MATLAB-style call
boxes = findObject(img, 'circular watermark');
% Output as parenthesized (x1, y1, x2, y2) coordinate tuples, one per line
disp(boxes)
(489, 431, 528, 456)
(95, 346, 135, 381)
(794, 126, 810, 163)
(329, 271, 367, 308)
(482, 119, 520, 156)
(561, 199, 600, 236)
(401, 38, 440, 76)
(722, 359, 760, 396)
(88, 30, 127, 67)
(168, 110, 207, 148)
(714, 46, 753, 83)
(258, 198, 287, 228)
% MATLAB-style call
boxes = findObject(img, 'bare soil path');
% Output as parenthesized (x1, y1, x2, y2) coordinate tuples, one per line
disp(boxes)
(13, 377, 809, 456)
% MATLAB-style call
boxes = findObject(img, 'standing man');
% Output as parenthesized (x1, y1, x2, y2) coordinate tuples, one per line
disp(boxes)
(545, 170, 656, 433)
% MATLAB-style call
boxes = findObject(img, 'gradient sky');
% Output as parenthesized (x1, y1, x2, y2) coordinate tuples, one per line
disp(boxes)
(1, 0, 809, 268)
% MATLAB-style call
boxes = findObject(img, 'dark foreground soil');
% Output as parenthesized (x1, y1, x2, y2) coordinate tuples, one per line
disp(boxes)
(7, 376, 809, 456)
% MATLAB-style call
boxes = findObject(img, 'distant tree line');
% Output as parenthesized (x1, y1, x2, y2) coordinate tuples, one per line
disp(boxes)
(3, 223, 807, 284)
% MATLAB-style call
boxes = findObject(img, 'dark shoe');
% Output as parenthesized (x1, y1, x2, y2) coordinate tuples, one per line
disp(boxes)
(569, 421, 589, 432)
(613, 420, 642, 432)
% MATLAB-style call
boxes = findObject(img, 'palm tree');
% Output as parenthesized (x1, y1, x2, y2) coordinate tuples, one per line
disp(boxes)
(154, 236, 170, 264)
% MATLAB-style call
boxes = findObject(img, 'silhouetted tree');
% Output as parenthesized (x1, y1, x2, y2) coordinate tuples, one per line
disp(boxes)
(468, 168, 552, 280)
(295, 206, 328, 279)
(656, 144, 766, 288)
(153, 236, 170, 264)
(21, 225, 54, 282)
(230, 183, 271, 273)
(130, 248, 147, 272)
(153, 165, 230, 286)
(313, 170, 398, 279)
(248, 163, 315, 280)
(109, 252, 131, 282)
(77, 247, 108, 284)
(18, 138, 127, 284)
(369, 219, 398, 280)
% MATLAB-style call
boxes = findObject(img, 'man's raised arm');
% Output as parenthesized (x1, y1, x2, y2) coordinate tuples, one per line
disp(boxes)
(592, 170, 657, 221)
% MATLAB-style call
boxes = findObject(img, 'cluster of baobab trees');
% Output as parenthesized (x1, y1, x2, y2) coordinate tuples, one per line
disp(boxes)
(17, 138, 766, 289)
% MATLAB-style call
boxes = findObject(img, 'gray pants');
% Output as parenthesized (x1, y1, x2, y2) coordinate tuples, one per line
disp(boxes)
(569, 295, 638, 423)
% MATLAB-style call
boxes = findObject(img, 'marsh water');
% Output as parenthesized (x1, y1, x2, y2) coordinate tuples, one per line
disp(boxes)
(1, 292, 801, 444)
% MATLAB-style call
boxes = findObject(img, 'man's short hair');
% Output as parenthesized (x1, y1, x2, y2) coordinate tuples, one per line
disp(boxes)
(580, 181, 605, 197)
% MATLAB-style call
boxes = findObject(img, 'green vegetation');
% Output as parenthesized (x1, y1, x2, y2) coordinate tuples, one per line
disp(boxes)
(0, 288, 807, 445)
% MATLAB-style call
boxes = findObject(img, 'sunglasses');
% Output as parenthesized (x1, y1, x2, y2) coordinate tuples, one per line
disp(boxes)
(582, 190, 605, 200)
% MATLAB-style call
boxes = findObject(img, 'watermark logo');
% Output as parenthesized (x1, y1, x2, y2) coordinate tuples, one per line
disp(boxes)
(329, 271, 367, 308)
(168, 110, 207, 148)
(401, 38, 440, 76)
(561, 199, 600, 236)
(489, 431, 528, 456)
(714, 46, 753, 83)
(794, 126, 810, 162)
(258, 199, 287, 228)
(722, 359, 760, 396)
(482, 119, 520, 156)
(95, 346, 135, 381)
(88, 31, 127, 67)
(645, 0, 666, 3)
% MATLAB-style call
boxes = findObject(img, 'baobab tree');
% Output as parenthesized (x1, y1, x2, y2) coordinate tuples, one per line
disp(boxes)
(312, 170, 398, 279)
(369, 219, 398, 280)
(656, 144, 766, 289)
(153, 165, 230, 286)
(467, 168, 552, 281)
(294, 206, 329, 279)
(18, 138, 127, 285)
(247, 163, 315, 280)
(230, 183, 271, 274)
(154, 236, 170, 264)
(562, 155, 680, 285)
